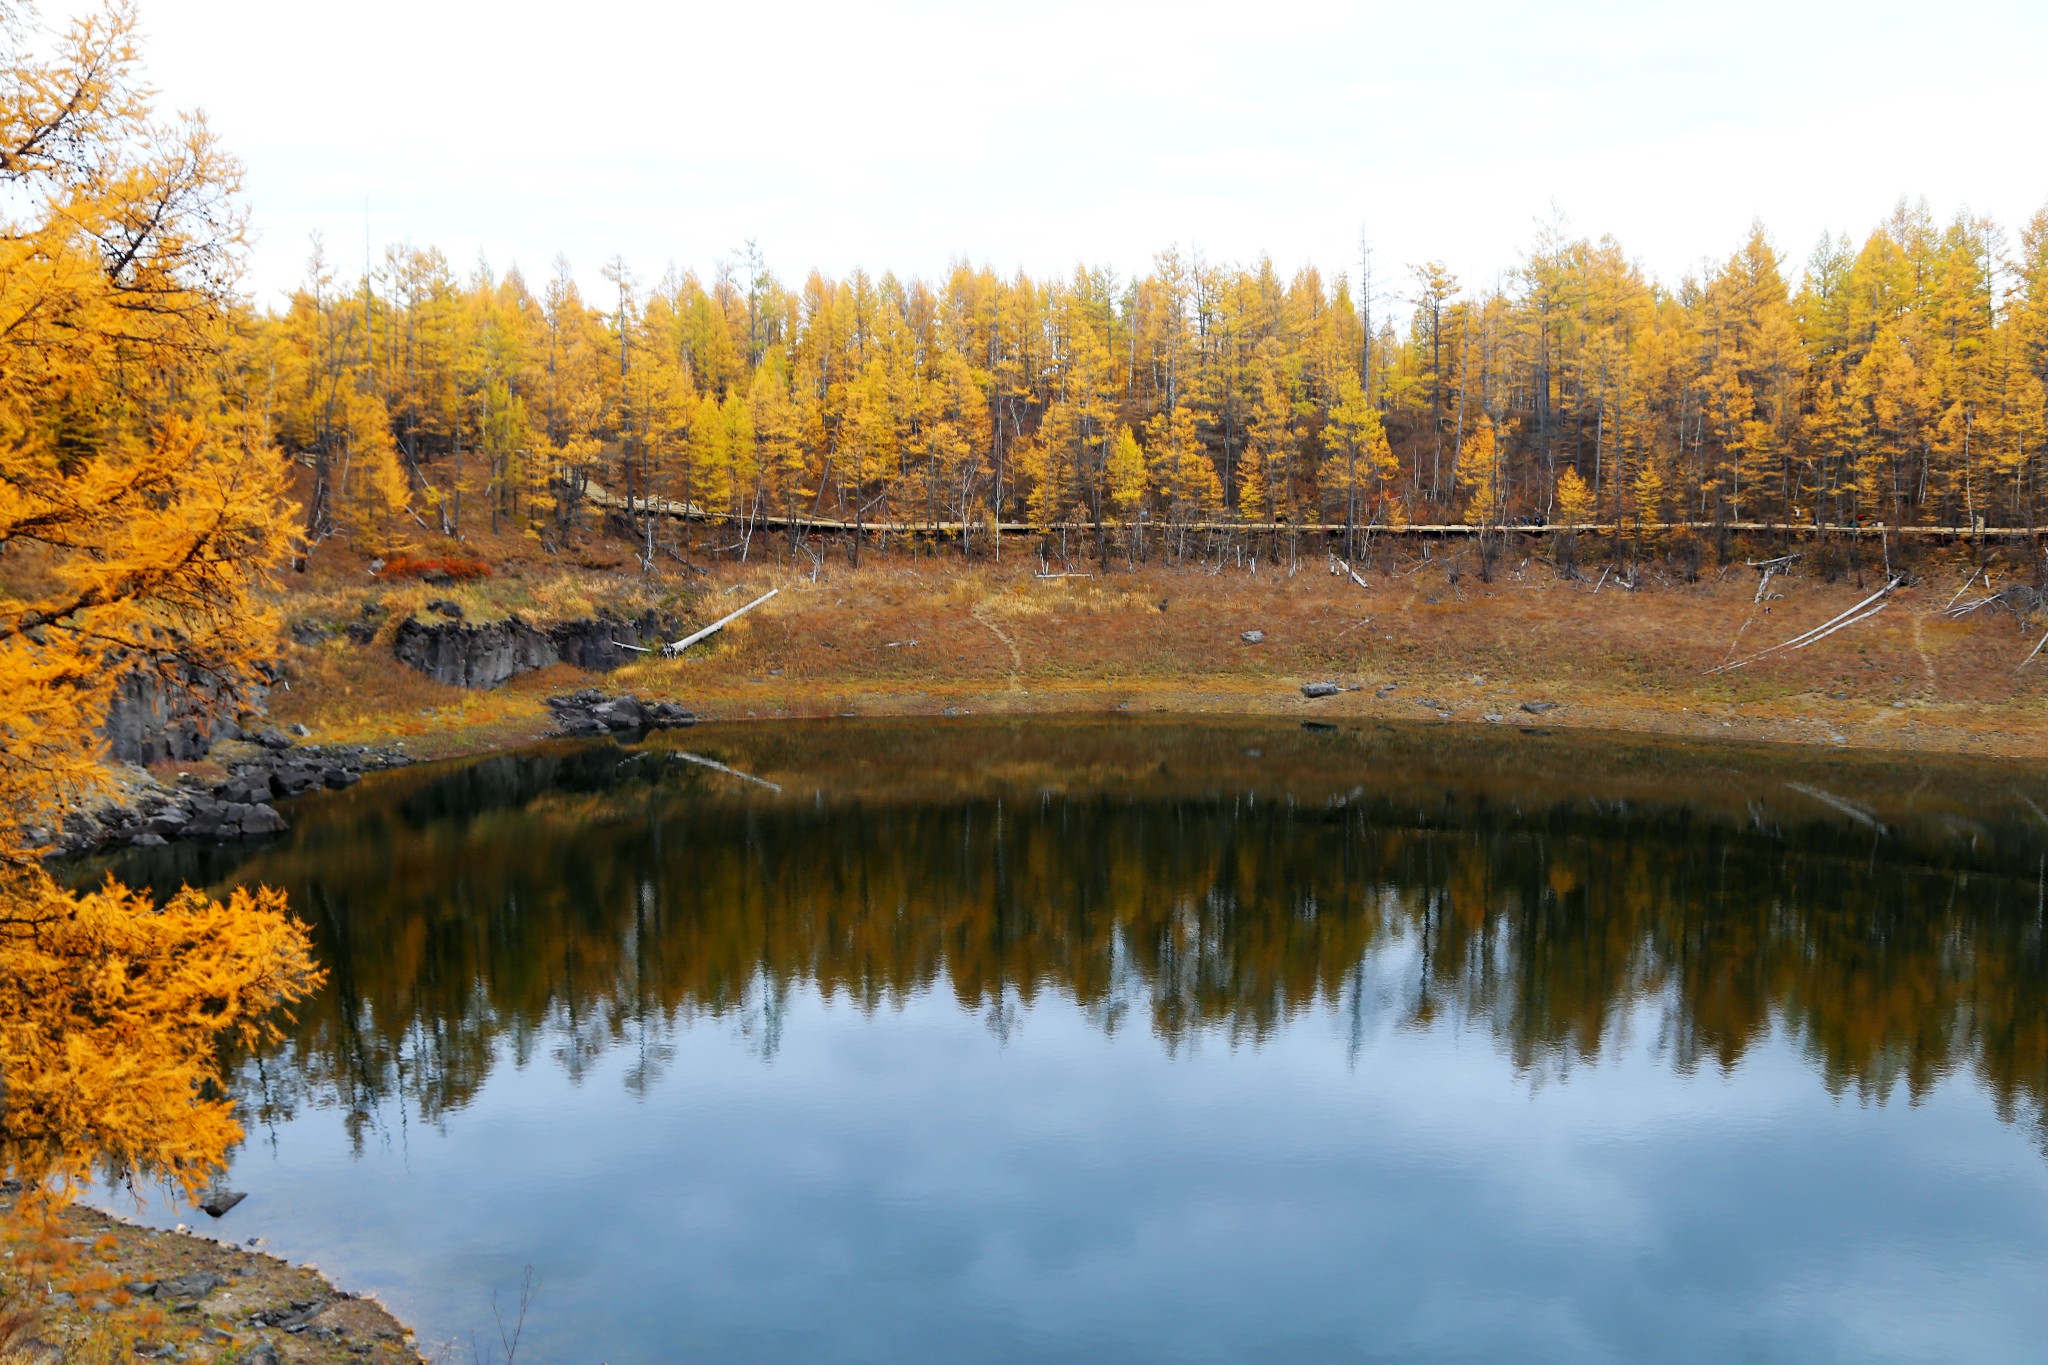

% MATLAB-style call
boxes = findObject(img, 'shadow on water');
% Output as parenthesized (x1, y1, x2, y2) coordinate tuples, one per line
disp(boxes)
(80, 716, 2048, 1154)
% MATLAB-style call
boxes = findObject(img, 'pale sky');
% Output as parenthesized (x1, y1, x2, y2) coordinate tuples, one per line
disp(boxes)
(86, 0, 2048, 314)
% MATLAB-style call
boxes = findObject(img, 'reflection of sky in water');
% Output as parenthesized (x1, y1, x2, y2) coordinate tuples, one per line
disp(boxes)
(110, 957, 2048, 1364)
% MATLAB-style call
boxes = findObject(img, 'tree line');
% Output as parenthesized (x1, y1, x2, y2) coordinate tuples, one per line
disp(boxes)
(258, 201, 2048, 567)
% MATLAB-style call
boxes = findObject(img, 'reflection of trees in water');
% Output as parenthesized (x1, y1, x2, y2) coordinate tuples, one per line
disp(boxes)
(111, 723, 2048, 1154)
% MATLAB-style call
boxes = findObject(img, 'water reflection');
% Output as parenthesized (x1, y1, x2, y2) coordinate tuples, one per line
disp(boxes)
(98, 719, 2048, 1154)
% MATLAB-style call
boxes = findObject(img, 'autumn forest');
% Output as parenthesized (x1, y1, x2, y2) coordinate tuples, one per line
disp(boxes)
(264, 204, 2048, 564)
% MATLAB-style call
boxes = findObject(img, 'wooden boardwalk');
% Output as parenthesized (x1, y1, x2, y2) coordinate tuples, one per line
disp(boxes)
(583, 486, 2037, 542)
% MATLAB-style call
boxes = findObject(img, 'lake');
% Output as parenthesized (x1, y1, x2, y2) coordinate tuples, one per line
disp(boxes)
(90, 718, 2048, 1363)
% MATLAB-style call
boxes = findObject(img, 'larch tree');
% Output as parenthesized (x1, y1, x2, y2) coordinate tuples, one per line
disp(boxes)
(1, 1, 320, 1204)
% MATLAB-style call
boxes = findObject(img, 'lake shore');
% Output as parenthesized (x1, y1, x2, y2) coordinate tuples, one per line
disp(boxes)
(0, 1185, 423, 1364)
(263, 550, 2048, 765)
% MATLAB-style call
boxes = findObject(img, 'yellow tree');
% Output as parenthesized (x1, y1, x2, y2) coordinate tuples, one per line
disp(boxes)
(1107, 424, 1148, 560)
(1, 1, 320, 1202)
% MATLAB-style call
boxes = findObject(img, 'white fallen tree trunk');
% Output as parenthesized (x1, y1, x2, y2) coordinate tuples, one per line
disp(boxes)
(663, 587, 779, 657)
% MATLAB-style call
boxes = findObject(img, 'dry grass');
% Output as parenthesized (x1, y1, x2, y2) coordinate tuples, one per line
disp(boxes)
(261, 529, 2048, 762)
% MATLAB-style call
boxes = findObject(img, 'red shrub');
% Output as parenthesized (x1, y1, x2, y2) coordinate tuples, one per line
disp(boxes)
(379, 552, 492, 582)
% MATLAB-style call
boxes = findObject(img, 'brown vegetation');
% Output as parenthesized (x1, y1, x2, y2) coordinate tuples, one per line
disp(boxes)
(271, 529, 2048, 761)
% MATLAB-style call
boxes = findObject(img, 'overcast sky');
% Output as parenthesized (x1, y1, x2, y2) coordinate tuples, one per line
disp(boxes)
(89, 0, 2048, 313)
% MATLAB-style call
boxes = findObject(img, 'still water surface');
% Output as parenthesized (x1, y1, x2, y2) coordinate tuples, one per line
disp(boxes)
(92, 719, 2048, 1362)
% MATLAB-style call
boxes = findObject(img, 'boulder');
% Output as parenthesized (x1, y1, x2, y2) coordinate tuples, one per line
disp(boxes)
(1241, 629, 1266, 644)
(1519, 700, 1562, 715)
(238, 804, 289, 836)
(591, 695, 645, 728)
(545, 690, 695, 736)
(198, 1190, 246, 1218)
(155, 1272, 224, 1301)
(1300, 681, 1342, 699)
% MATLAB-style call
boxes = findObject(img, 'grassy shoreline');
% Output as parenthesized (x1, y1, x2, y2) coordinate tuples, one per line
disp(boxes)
(267, 551, 2048, 765)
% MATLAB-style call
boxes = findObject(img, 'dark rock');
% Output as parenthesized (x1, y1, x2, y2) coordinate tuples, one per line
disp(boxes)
(426, 599, 464, 619)
(254, 727, 293, 751)
(238, 804, 288, 837)
(392, 614, 557, 688)
(1300, 682, 1342, 699)
(130, 831, 167, 847)
(324, 768, 361, 788)
(1241, 630, 1266, 644)
(199, 1189, 246, 1217)
(1376, 684, 1399, 697)
(343, 621, 378, 646)
(290, 722, 311, 738)
(100, 661, 249, 766)
(591, 696, 645, 729)
(157, 1271, 224, 1301)
(222, 774, 271, 804)
(545, 690, 695, 737)
(183, 800, 223, 838)
(287, 620, 328, 647)
(1519, 700, 1562, 715)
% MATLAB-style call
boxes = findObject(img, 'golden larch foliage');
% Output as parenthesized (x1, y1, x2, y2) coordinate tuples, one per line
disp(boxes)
(1, 1, 321, 1205)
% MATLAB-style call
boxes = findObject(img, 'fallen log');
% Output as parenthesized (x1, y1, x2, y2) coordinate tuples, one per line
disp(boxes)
(1708, 577, 1902, 674)
(662, 587, 779, 657)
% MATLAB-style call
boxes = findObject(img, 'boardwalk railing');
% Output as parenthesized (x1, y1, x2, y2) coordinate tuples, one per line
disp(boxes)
(583, 486, 2038, 542)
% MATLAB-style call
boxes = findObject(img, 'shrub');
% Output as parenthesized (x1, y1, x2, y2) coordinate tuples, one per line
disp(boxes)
(379, 552, 492, 582)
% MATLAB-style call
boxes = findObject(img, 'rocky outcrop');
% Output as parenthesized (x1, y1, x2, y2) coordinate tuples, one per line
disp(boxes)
(545, 689, 695, 736)
(46, 738, 413, 858)
(391, 611, 680, 689)
(100, 663, 260, 765)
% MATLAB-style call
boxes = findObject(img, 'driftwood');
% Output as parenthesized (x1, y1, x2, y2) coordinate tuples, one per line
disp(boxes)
(1708, 578, 1903, 674)
(662, 587, 779, 657)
